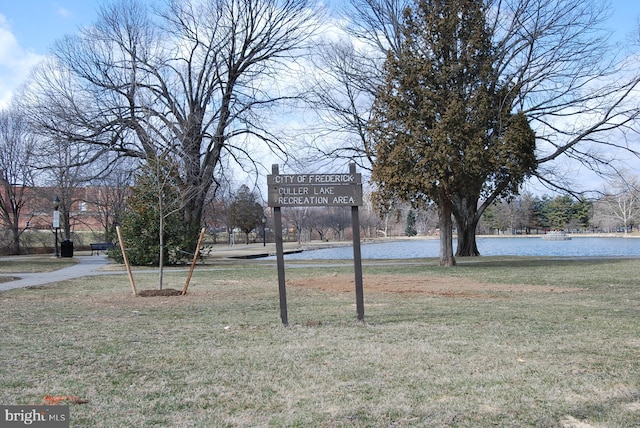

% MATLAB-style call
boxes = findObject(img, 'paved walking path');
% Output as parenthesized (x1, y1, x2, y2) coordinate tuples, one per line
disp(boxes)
(0, 255, 117, 292)
(0, 241, 348, 292)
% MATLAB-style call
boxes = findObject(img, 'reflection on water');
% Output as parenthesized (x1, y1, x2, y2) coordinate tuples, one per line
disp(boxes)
(276, 237, 640, 260)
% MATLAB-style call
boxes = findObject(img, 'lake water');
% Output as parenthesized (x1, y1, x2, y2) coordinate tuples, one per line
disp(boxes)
(277, 237, 640, 260)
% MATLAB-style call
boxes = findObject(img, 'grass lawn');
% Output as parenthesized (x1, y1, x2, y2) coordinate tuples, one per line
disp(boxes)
(0, 257, 638, 427)
(0, 256, 76, 274)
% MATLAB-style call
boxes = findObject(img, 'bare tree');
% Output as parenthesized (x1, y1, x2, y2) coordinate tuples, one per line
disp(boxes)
(202, 178, 234, 243)
(592, 173, 640, 233)
(488, 0, 640, 192)
(358, 191, 382, 238)
(34, 136, 104, 242)
(87, 159, 134, 242)
(0, 107, 38, 255)
(303, 207, 328, 241)
(304, 0, 409, 171)
(21, 0, 321, 251)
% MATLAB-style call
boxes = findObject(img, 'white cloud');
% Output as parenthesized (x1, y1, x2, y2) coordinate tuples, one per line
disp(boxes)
(0, 14, 44, 109)
(56, 7, 73, 19)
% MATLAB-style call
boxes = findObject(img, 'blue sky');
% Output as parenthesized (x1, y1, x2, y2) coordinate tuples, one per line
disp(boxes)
(1, 0, 639, 194)
(0, 1, 98, 107)
(0, 1, 97, 53)
(1, 0, 638, 107)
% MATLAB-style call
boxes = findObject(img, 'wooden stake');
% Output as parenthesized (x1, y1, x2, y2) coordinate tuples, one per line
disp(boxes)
(116, 226, 137, 296)
(182, 227, 206, 295)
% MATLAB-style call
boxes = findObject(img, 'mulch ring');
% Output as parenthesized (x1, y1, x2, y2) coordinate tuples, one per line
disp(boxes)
(137, 288, 183, 297)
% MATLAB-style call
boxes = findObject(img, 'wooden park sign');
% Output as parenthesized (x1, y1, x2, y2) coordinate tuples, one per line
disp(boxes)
(267, 173, 363, 207)
(268, 163, 364, 325)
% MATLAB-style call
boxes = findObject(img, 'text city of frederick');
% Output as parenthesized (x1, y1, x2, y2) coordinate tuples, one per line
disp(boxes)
(268, 173, 362, 207)
(270, 174, 358, 184)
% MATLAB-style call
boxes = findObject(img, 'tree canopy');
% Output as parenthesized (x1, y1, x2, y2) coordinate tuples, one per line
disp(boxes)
(0, 107, 37, 255)
(228, 185, 265, 244)
(370, 0, 537, 265)
(310, 0, 640, 264)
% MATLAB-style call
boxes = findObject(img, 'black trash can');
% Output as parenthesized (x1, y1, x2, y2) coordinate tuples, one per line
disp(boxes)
(61, 240, 74, 258)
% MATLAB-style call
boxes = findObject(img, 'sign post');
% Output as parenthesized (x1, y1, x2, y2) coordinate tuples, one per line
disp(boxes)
(268, 163, 365, 324)
(272, 165, 289, 326)
(349, 163, 365, 321)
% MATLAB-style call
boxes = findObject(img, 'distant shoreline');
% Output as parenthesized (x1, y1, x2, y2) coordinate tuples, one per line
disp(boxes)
(360, 233, 640, 243)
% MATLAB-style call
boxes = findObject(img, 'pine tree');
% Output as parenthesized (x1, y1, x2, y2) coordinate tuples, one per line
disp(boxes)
(405, 209, 417, 236)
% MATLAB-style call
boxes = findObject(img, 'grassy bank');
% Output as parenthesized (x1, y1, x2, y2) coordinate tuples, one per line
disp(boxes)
(1, 257, 639, 427)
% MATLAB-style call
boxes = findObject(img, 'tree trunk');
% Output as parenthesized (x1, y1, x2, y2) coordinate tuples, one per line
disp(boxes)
(182, 139, 217, 253)
(158, 194, 165, 291)
(455, 221, 480, 256)
(9, 228, 20, 255)
(438, 191, 456, 266)
(6, 210, 20, 254)
(451, 193, 482, 257)
(182, 186, 207, 251)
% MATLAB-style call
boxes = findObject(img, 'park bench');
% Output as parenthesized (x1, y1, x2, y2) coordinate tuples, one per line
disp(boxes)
(90, 242, 114, 255)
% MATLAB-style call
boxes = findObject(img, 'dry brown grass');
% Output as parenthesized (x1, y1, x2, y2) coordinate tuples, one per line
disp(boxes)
(0, 257, 638, 427)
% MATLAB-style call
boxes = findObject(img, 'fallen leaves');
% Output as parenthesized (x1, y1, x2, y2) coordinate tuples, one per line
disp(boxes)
(43, 395, 89, 405)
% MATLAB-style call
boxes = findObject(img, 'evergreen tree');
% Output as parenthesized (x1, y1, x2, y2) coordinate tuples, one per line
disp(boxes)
(113, 158, 189, 270)
(405, 209, 417, 236)
(228, 185, 265, 244)
(370, 0, 536, 265)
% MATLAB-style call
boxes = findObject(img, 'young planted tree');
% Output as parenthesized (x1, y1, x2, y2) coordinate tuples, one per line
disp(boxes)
(115, 156, 188, 289)
(370, 0, 536, 265)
